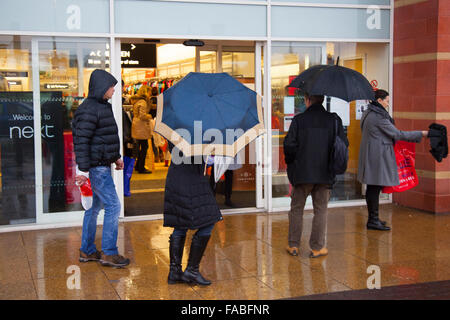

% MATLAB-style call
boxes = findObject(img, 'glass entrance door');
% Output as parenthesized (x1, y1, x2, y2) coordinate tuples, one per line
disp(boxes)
(217, 45, 260, 210)
(196, 43, 262, 210)
(270, 42, 326, 209)
(121, 41, 264, 216)
(34, 37, 110, 224)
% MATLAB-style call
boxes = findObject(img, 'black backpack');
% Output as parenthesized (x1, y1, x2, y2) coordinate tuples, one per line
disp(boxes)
(331, 116, 349, 175)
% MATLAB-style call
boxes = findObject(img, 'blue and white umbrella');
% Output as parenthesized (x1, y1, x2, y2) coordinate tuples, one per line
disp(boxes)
(154, 72, 265, 158)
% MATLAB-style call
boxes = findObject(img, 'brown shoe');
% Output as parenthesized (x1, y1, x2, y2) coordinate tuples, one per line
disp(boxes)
(286, 246, 299, 256)
(79, 249, 102, 262)
(100, 253, 130, 268)
(310, 248, 328, 258)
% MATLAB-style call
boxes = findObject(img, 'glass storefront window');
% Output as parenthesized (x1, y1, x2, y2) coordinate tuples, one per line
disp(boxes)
(156, 44, 195, 79)
(199, 51, 217, 73)
(271, 42, 389, 207)
(38, 39, 110, 213)
(326, 42, 389, 202)
(0, 36, 35, 225)
(222, 51, 255, 79)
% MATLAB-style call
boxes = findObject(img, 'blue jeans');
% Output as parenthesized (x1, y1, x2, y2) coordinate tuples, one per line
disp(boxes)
(80, 166, 121, 256)
(172, 223, 215, 238)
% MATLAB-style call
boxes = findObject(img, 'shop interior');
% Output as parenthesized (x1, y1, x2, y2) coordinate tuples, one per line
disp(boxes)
(120, 39, 259, 216)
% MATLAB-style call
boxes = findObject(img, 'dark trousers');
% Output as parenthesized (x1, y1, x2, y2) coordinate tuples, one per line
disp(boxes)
(136, 139, 148, 172)
(365, 185, 383, 220)
(288, 184, 330, 251)
(151, 137, 159, 161)
(172, 223, 215, 238)
(210, 168, 233, 200)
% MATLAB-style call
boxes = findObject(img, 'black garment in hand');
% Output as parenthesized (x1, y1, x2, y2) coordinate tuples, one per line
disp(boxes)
(428, 123, 448, 162)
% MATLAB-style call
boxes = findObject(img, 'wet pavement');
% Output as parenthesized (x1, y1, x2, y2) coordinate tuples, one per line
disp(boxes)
(1, 203, 450, 300)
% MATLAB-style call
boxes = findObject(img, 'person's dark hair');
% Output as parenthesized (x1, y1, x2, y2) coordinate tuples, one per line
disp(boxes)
(374, 89, 389, 101)
(151, 87, 159, 96)
(304, 93, 324, 105)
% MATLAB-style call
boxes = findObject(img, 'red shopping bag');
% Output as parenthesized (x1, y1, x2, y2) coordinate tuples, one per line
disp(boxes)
(77, 179, 93, 210)
(382, 141, 418, 193)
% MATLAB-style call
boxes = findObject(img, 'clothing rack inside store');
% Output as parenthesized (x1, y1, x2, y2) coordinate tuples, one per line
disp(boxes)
(123, 76, 183, 95)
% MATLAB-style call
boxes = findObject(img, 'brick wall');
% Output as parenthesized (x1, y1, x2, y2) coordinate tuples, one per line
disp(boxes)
(393, 0, 450, 213)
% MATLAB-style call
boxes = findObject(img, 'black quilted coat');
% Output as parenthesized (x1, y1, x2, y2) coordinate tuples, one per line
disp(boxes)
(72, 69, 120, 172)
(163, 148, 222, 230)
(284, 103, 348, 186)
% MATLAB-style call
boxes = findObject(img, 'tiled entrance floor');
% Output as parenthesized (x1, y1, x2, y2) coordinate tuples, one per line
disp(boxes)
(1, 203, 450, 300)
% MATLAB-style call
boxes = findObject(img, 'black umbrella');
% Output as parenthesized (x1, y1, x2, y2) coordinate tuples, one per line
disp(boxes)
(287, 58, 375, 102)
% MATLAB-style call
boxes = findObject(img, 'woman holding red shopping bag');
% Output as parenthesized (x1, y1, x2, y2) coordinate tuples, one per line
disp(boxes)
(357, 90, 428, 231)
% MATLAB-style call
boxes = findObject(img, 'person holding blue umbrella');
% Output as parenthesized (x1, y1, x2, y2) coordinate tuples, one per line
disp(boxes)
(155, 72, 265, 286)
(164, 144, 222, 286)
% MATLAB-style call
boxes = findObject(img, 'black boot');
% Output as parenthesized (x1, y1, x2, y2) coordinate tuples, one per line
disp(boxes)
(367, 204, 391, 231)
(224, 198, 236, 208)
(181, 234, 212, 286)
(367, 216, 391, 231)
(168, 234, 186, 284)
(366, 186, 390, 231)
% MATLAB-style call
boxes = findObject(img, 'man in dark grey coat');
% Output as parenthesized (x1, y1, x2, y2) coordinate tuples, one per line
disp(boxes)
(284, 93, 348, 258)
(357, 89, 428, 231)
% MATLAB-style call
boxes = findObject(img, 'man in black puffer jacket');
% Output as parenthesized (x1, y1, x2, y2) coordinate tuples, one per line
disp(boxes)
(72, 69, 129, 268)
